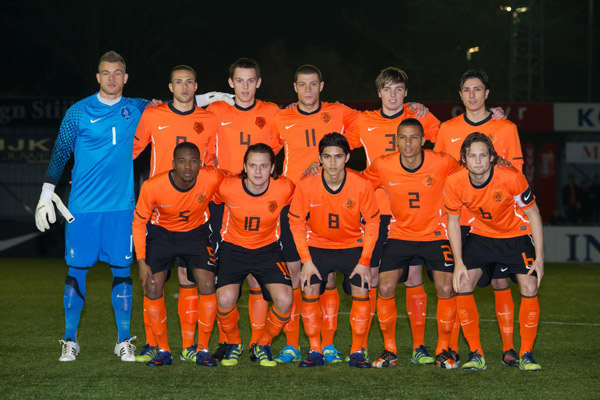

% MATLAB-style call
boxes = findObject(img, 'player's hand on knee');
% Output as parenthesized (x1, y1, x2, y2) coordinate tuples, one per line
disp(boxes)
(452, 262, 469, 293)
(138, 259, 152, 294)
(350, 264, 371, 290)
(528, 257, 544, 288)
(300, 260, 321, 291)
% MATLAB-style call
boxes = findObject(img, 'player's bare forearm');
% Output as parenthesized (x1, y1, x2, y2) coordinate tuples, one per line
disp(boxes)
(302, 161, 320, 177)
(523, 204, 545, 287)
(447, 214, 464, 263)
(138, 259, 151, 294)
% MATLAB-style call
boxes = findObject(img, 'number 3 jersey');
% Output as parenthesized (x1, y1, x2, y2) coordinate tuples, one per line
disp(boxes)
(288, 169, 380, 266)
(444, 165, 536, 238)
(214, 175, 295, 249)
(44, 93, 148, 213)
(362, 150, 460, 241)
(132, 166, 225, 259)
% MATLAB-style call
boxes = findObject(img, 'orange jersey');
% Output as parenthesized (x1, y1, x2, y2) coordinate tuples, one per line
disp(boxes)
(272, 102, 359, 183)
(132, 166, 225, 259)
(206, 100, 282, 172)
(363, 150, 460, 241)
(345, 105, 441, 214)
(133, 103, 219, 176)
(215, 175, 295, 249)
(434, 112, 523, 170)
(444, 166, 535, 238)
(288, 169, 380, 266)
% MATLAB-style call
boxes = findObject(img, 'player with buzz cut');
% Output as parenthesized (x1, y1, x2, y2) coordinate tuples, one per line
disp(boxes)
(434, 69, 524, 367)
(132, 64, 221, 364)
(34, 51, 148, 362)
(345, 67, 441, 362)
(289, 133, 380, 368)
(270, 64, 361, 364)
(362, 118, 461, 368)
(206, 58, 282, 362)
(133, 142, 224, 367)
(214, 143, 295, 367)
(445, 132, 543, 371)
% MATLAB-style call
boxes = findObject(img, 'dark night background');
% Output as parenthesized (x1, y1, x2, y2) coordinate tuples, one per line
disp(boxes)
(1, 0, 598, 103)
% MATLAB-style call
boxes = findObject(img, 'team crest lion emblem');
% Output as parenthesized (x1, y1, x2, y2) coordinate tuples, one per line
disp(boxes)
(321, 112, 331, 124)
(120, 107, 130, 120)
(266, 200, 278, 213)
(194, 122, 204, 134)
(344, 197, 356, 210)
(493, 191, 503, 202)
(255, 117, 266, 129)
(423, 175, 435, 187)
(196, 193, 207, 204)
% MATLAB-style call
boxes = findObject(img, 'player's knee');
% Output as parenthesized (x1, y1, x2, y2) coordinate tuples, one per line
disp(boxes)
(196, 279, 215, 295)
(378, 278, 396, 298)
(519, 280, 538, 297)
(272, 292, 293, 314)
(491, 278, 509, 290)
(404, 267, 423, 287)
(145, 280, 163, 300)
(216, 289, 237, 310)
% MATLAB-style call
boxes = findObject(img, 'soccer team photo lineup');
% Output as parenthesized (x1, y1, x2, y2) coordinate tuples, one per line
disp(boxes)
(36, 50, 545, 372)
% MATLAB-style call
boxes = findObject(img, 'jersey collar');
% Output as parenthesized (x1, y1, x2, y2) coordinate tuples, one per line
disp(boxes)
(463, 111, 492, 126)
(168, 102, 195, 116)
(235, 100, 257, 111)
(380, 107, 404, 120)
(298, 101, 322, 116)
(469, 165, 495, 189)
(242, 177, 270, 197)
(400, 150, 425, 173)
(321, 169, 347, 194)
(169, 170, 196, 192)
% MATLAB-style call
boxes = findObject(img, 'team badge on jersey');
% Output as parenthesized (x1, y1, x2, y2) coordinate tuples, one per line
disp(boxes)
(321, 112, 331, 124)
(266, 200, 278, 213)
(121, 107, 131, 120)
(493, 191, 504, 202)
(343, 197, 356, 210)
(194, 122, 204, 134)
(255, 117, 266, 129)
(423, 175, 435, 188)
(196, 193, 207, 204)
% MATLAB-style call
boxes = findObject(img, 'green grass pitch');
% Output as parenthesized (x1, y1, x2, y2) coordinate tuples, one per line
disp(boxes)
(1, 259, 599, 399)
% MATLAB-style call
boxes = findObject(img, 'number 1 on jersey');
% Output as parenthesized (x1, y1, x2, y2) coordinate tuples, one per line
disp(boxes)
(112, 127, 116, 145)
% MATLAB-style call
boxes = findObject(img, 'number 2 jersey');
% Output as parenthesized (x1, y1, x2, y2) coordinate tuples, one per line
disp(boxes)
(215, 175, 295, 249)
(132, 166, 225, 259)
(288, 169, 380, 266)
(362, 150, 460, 241)
(44, 93, 148, 213)
(444, 165, 535, 238)
(133, 102, 218, 175)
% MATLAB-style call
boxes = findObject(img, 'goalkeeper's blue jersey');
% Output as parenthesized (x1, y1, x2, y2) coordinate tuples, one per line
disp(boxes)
(44, 93, 148, 213)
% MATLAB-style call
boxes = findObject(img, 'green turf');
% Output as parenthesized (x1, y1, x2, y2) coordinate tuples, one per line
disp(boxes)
(1, 259, 599, 399)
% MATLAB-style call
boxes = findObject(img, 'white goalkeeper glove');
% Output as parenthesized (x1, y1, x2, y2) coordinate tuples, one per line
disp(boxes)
(195, 91, 235, 107)
(35, 183, 74, 232)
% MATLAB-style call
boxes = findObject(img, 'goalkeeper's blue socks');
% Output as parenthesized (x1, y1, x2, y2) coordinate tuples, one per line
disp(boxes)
(63, 268, 87, 341)
(111, 266, 133, 342)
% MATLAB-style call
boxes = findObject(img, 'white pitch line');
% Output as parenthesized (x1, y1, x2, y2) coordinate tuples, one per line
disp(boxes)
(232, 304, 600, 328)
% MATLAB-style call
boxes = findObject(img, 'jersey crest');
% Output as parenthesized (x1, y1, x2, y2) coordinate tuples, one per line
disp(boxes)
(266, 200, 278, 213)
(493, 190, 504, 202)
(343, 197, 356, 210)
(196, 192, 207, 204)
(255, 116, 266, 129)
(321, 112, 331, 124)
(423, 175, 435, 188)
(121, 107, 131, 120)
(194, 122, 204, 134)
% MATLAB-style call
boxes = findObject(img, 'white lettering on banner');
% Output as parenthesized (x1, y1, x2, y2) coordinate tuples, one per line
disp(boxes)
(554, 103, 600, 132)
(565, 143, 600, 164)
(543, 227, 600, 263)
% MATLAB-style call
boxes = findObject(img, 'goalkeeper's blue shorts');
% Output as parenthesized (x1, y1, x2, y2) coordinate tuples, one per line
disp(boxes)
(64, 209, 134, 268)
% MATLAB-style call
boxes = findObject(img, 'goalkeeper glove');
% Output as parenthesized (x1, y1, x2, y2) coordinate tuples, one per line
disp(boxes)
(195, 91, 235, 107)
(35, 183, 74, 232)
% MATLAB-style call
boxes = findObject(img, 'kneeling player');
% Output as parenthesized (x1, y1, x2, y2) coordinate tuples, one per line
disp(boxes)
(363, 118, 461, 368)
(445, 132, 544, 371)
(215, 143, 295, 367)
(289, 133, 380, 368)
(133, 142, 224, 366)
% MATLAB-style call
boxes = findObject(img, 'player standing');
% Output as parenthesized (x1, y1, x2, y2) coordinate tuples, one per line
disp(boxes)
(35, 51, 148, 362)
(206, 58, 282, 361)
(445, 133, 543, 371)
(133, 142, 224, 367)
(132, 65, 219, 363)
(434, 70, 524, 366)
(362, 118, 460, 368)
(345, 67, 441, 361)
(271, 65, 360, 363)
(214, 144, 295, 367)
(289, 133, 379, 368)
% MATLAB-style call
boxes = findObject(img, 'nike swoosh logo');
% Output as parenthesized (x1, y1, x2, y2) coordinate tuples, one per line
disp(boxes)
(185, 310, 197, 314)
(439, 319, 454, 324)
(159, 205, 173, 208)
(125, 255, 132, 259)
(500, 267, 508, 272)
(367, 127, 377, 131)
(497, 312, 512, 316)
(389, 182, 402, 186)
(251, 324, 266, 327)
(444, 262, 453, 267)
(310, 204, 323, 207)
(524, 193, 531, 201)
(90, 118, 102, 123)
(451, 138, 461, 142)
(525, 324, 538, 328)
(221, 122, 233, 126)
(462, 199, 472, 203)
(285, 124, 296, 130)
(284, 276, 291, 280)
(158, 125, 170, 130)
(116, 294, 132, 298)
(229, 205, 240, 209)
